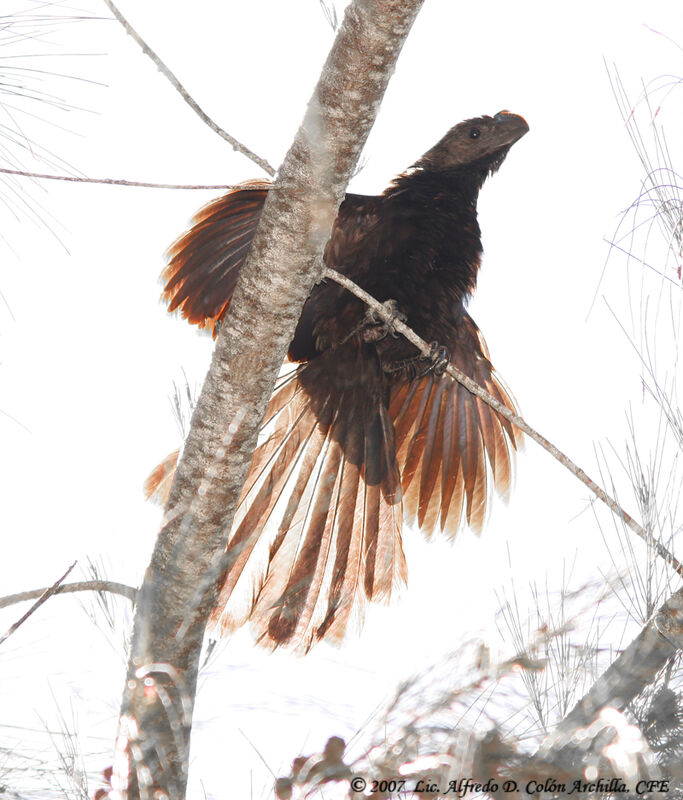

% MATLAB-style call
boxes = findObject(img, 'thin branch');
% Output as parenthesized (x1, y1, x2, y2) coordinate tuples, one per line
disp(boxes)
(603, 237, 681, 288)
(323, 266, 683, 579)
(0, 166, 265, 191)
(0, 561, 76, 645)
(101, 0, 277, 177)
(0, 579, 137, 610)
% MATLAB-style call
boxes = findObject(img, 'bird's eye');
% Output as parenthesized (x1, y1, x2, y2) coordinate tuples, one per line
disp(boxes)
(469, 128, 481, 139)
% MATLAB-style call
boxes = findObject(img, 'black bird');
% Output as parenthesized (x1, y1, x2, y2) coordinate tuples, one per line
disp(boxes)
(147, 111, 528, 651)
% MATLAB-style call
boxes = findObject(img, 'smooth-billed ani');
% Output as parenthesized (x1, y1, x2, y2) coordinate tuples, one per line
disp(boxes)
(147, 110, 529, 651)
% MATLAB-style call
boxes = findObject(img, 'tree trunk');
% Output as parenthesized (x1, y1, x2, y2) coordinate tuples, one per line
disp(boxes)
(113, 2, 426, 797)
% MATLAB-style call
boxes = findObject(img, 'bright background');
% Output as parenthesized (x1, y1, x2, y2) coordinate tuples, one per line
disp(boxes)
(0, 1, 681, 797)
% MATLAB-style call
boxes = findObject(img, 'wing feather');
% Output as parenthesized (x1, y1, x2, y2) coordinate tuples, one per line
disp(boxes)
(417, 377, 447, 531)
(161, 182, 269, 333)
(390, 311, 520, 540)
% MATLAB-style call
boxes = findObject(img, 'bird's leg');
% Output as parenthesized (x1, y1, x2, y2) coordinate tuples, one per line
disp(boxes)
(361, 298, 407, 343)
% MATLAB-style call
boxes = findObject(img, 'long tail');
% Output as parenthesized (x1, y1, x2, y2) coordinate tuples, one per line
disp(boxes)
(146, 346, 406, 652)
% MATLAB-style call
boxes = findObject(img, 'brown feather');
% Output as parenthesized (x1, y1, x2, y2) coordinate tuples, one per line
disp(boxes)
(463, 392, 488, 532)
(213, 403, 322, 615)
(143, 448, 179, 505)
(390, 379, 423, 454)
(315, 406, 364, 642)
(439, 381, 462, 533)
(161, 181, 269, 333)
(417, 377, 447, 531)
(400, 375, 436, 497)
(390, 311, 520, 540)
(255, 416, 342, 646)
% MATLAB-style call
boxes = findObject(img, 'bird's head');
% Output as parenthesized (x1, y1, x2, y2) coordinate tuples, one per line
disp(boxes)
(416, 111, 529, 180)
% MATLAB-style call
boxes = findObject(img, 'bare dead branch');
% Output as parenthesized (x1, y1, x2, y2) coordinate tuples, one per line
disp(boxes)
(101, 0, 277, 177)
(0, 166, 266, 191)
(540, 584, 683, 757)
(115, 3, 426, 797)
(0, 580, 137, 610)
(324, 266, 683, 579)
(0, 561, 76, 646)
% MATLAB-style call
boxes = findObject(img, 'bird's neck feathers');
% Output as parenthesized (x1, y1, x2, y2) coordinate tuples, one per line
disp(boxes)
(386, 160, 491, 207)
(383, 166, 485, 302)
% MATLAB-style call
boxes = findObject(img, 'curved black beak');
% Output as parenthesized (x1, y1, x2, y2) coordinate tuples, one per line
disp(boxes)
(493, 110, 529, 144)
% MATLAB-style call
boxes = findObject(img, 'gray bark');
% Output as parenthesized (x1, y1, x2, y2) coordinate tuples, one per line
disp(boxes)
(114, 1, 426, 797)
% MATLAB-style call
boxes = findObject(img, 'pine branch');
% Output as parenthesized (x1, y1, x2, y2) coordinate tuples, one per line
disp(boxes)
(101, 0, 277, 177)
(0, 167, 267, 191)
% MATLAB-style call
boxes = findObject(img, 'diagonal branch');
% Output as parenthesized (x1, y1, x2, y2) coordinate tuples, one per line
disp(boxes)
(0, 580, 137, 610)
(0, 561, 76, 646)
(323, 266, 683, 579)
(102, 0, 276, 177)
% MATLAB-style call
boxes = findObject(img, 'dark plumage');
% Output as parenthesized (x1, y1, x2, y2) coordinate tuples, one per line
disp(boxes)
(148, 111, 529, 651)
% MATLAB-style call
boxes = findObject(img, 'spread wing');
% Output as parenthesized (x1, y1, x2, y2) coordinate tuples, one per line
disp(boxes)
(161, 183, 383, 346)
(388, 311, 521, 537)
(161, 180, 270, 335)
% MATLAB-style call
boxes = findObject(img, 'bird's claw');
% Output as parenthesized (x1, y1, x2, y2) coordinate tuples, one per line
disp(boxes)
(383, 340, 451, 379)
(362, 299, 407, 342)
(426, 341, 450, 375)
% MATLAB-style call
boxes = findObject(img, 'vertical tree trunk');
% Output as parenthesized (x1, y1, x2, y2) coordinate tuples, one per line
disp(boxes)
(113, 2, 425, 797)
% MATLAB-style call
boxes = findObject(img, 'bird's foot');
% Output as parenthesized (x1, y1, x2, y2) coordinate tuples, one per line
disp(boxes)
(424, 341, 450, 376)
(362, 299, 407, 342)
(382, 342, 450, 380)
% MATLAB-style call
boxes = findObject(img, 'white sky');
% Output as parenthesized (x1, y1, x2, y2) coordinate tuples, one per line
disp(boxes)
(1, 1, 682, 798)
